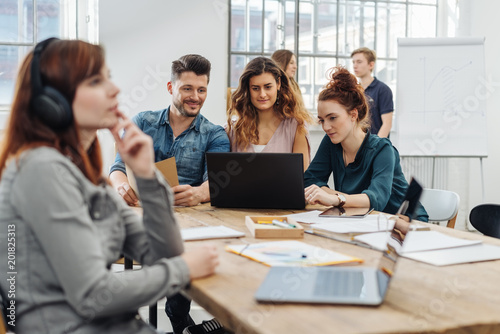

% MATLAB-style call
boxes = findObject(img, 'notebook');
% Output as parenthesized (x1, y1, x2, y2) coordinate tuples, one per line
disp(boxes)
(254, 178, 423, 306)
(206, 152, 305, 209)
(226, 240, 363, 267)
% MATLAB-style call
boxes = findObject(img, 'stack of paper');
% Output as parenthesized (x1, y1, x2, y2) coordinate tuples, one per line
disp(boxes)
(354, 230, 500, 266)
(309, 215, 395, 241)
(181, 225, 245, 241)
(225, 240, 363, 267)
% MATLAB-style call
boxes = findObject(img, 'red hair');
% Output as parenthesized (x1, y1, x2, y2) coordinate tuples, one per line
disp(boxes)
(0, 39, 105, 184)
(319, 66, 370, 132)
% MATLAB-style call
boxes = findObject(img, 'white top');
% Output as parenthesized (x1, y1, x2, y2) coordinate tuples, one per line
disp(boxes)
(252, 144, 266, 152)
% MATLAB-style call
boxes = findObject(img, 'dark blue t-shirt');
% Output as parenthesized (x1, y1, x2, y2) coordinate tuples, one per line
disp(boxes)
(364, 77, 394, 135)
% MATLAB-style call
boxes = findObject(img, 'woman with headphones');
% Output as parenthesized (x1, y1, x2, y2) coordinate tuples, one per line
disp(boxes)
(0, 38, 219, 333)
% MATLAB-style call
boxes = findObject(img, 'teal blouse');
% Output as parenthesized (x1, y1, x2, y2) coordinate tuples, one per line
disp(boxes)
(304, 132, 428, 221)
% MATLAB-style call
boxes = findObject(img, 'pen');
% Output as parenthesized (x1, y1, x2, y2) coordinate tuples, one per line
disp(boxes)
(262, 252, 308, 258)
(272, 219, 296, 229)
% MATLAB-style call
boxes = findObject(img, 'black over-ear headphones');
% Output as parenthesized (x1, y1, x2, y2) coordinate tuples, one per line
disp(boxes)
(30, 37, 73, 130)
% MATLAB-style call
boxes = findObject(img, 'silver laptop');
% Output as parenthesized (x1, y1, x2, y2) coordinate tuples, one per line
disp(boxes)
(254, 178, 423, 306)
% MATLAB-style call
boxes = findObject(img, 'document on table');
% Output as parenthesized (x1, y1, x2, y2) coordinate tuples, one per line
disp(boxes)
(403, 243, 500, 266)
(354, 230, 482, 252)
(181, 225, 245, 241)
(226, 240, 363, 267)
(353, 230, 500, 266)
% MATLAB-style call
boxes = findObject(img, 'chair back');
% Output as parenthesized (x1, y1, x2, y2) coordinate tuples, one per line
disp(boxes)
(419, 188, 460, 228)
(469, 204, 500, 238)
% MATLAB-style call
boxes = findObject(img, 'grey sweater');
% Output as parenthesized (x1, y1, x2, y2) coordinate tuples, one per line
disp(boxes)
(0, 147, 190, 333)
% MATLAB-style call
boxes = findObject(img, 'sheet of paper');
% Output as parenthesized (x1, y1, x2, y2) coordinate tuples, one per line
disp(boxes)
(403, 243, 500, 266)
(285, 210, 324, 224)
(226, 240, 363, 267)
(402, 231, 482, 253)
(310, 215, 394, 234)
(354, 230, 482, 253)
(181, 225, 245, 241)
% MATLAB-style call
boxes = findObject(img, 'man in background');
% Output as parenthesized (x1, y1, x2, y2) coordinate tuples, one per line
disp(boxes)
(351, 47, 394, 138)
(109, 54, 230, 333)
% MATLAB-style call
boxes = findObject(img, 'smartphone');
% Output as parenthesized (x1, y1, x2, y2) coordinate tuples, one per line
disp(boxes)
(319, 207, 374, 218)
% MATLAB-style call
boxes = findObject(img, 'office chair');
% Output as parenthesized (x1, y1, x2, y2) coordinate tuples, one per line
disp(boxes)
(419, 188, 460, 228)
(469, 204, 500, 238)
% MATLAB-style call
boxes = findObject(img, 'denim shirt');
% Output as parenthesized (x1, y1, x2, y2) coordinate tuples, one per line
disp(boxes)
(110, 107, 230, 186)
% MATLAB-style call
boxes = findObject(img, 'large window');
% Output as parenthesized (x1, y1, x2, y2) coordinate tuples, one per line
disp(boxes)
(229, 0, 438, 112)
(0, 0, 98, 126)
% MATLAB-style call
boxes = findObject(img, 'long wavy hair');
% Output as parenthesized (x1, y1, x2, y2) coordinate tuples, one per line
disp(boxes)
(0, 39, 105, 184)
(319, 66, 370, 132)
(271, 49, 300, 92)
(227, 57, 313, 150)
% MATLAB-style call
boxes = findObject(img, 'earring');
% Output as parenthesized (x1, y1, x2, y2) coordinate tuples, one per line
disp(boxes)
(275, 90, 280, 106)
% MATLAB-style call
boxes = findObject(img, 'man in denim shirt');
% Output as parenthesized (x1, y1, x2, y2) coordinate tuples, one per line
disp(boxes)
(109, 54, 229, 333)
(110, 54, 230, 207)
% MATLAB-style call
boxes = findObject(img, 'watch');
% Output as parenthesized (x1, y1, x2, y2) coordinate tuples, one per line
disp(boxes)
(336, 193, 346, 208)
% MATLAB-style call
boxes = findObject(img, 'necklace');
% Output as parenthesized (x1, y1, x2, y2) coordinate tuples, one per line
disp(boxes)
(343, 150, 349, 166)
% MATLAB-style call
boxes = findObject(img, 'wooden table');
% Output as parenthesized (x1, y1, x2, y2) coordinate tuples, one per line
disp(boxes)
(173, 204, 500, 334)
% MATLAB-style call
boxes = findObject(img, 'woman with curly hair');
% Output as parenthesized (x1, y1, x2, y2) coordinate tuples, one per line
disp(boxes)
(227, 56, 313, 170)
(304, 66, 428, 221)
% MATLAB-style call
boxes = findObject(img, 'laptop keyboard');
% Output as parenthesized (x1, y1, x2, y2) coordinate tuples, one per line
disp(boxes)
(313, 270, 365, 297)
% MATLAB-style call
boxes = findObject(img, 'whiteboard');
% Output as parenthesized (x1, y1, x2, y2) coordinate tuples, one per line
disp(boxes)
(395, 37, 488, 157)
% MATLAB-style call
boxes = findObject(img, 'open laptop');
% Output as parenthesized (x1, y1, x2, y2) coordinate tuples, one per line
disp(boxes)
(206, 152, 305, 209)
(254, 178, 423, 306)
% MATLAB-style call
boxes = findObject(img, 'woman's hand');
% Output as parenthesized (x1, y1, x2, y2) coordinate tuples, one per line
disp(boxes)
(181, 245, 220, 280)
(304, 184, 337, 206)
(109, 111, 155, 179)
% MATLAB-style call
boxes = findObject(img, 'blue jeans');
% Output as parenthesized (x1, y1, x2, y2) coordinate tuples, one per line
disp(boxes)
(165, 293, 195, 334)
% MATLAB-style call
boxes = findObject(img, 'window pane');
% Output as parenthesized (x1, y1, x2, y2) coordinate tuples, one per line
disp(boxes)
(298, 56, 313, 109)
(409, 0, 437, 4)
(408, 4, 436, 37)
(230, 55, 246, 88)
(375, 59, 397, 89)
(298, 1, 313, 53)
(264, 0, 279, 52)
(0, 0, 34, 43)
(231, 0, 246, 52)
(338, 1, 361, 56)
(283, 0, 295, 50)
(37, 0, 61, 41)
(0, 45, 30, 105)
(360, 2, 375, 50)
(376, 3, 405, 58)
(249, 0, 263, 52)
(317, 3, 337, 54)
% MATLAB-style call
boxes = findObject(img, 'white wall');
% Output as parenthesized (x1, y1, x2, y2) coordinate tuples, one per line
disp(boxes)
(99, 0, 228, 172)
(466, 0, 500, 209)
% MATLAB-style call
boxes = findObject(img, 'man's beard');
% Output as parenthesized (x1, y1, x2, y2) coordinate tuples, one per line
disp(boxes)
(174, 99, 200, 118)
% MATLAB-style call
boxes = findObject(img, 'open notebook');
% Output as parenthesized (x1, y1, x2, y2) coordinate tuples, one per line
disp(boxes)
(226, 240, 362, 267)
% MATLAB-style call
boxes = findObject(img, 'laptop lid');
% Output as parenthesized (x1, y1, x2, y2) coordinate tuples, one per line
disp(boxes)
(206, 152, 305, 209)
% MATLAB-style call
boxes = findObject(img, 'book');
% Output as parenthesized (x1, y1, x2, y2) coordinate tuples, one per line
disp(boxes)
(225, 240, 363, 267)
(127, 156, 179, 194)
(181, 225, 245, 241)
(310, 215, 395, 242)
